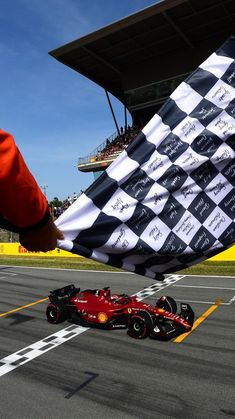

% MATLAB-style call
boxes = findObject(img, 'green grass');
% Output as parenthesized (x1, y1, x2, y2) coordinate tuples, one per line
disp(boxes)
(179, 261, 235, 276)
(0, 255, 234, 276)
(0, 256, 121, 271)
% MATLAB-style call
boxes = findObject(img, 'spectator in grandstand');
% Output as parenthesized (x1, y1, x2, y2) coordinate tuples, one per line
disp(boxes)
(53, 206, 58, 218)
(0, 129, 64, 252)
(96, 124, 140, 161)
(56, 206, 62, 217)
(68, 195, 73, 205)
(60, 201, 68, 213)
(52, 206, 62, 219)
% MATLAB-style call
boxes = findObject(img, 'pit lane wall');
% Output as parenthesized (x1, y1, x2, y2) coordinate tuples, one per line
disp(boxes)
(0, 243, 234, 261)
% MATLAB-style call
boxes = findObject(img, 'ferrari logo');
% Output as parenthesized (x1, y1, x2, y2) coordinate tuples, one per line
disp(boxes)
(127, 308, 132, 314)
(97, 312, 108, 323)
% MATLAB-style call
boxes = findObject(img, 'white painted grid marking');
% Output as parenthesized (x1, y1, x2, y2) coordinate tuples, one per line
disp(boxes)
(173, 285, 235, 290)
(0, 272, 17, 276)
(175, 299, 234, 306)
(0, 274, 184, 377)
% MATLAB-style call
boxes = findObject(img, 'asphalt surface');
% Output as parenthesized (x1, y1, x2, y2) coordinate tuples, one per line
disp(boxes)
(0, 266, 234, 419)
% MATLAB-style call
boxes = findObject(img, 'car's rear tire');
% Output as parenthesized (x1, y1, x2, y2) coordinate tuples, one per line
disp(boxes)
(156, 296, 177, 314)
(46, 302, 68, 324)
(127, 311, 153, 339)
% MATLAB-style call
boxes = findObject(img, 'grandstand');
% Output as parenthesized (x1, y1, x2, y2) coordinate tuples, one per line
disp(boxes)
(50, 0, 235, 175)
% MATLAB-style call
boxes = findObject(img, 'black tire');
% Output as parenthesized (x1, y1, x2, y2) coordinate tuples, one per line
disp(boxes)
(127, 311, 153, 339)
(180, 304, 194, 326)
(156, 296, 177, 314)
(46, 302, 68, 324)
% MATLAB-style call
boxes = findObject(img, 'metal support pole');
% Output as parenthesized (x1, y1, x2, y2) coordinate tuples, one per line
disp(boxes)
(124, 105, 127, 131)
(41, 184, 48, 198)
(105, 89, 120, 136)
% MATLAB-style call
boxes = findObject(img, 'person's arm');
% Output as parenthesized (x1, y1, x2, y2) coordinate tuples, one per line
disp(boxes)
(19, 216, 64, 252)
(0, 129, 63, 251)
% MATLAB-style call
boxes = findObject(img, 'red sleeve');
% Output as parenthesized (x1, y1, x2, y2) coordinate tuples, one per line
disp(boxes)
(0, 129, 49, 229)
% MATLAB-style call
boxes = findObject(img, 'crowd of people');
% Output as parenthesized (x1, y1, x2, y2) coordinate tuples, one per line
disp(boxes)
(95, 125, 140, 162)
(50, 190, 84, 219)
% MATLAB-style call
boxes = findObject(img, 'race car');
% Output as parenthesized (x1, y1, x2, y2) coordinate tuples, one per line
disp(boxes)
(46, 284, 194, 340)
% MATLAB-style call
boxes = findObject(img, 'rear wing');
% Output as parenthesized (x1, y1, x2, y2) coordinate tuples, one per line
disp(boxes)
(49, 284, 80, 302)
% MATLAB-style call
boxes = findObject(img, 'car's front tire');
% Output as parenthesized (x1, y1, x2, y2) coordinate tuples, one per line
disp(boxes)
(46, 302, 68, 324)
(127, 311, 153, 339)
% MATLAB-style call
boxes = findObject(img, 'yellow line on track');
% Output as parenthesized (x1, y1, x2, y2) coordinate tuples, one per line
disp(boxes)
(174, 299, 223, 343)
(0, 297, 49, 317)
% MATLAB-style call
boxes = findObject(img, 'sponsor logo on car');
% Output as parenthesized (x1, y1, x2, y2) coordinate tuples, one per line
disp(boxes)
(74, 299, 88, 303)
(88, 314, 97, 319)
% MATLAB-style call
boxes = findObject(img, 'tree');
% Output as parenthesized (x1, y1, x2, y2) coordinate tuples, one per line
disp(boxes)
(49, 197, 62, 207)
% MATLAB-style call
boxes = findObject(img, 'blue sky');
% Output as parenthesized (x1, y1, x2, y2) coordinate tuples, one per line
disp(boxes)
(0, 0, 158, 202)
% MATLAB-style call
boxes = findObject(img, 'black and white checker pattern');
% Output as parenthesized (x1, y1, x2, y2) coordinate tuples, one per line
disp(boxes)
(134, 274, 185, 300)
(0, 325, 88, 377)
(57, 37, 235, 281)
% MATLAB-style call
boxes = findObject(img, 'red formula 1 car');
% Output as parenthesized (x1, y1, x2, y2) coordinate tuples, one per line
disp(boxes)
(46, 284, 194, 340)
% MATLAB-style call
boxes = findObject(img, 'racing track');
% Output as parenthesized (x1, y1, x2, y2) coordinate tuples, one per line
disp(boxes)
(0, 266, 234, 419)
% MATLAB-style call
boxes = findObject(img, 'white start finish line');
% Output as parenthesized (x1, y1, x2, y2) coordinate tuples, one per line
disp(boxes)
(0, 274, 184, 377)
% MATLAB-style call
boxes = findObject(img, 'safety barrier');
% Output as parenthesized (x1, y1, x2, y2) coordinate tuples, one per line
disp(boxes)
(0, 243, 234, 260)
(209, 246, 235, 261)
(0, 243, 79, 257)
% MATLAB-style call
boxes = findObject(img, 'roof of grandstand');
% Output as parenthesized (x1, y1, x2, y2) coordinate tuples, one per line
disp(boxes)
(50, 0, 234, 106)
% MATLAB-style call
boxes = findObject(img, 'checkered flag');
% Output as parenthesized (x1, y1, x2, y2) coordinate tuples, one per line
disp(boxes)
(56, 36, 235, 281)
